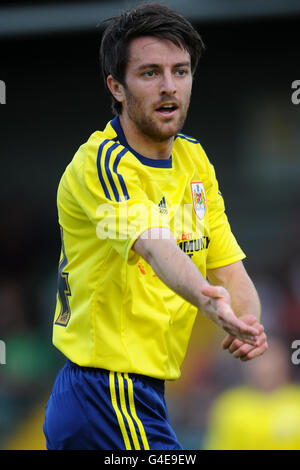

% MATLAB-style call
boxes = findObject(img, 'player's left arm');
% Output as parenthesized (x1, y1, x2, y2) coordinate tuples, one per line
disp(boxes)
(207, 260, 268, 361)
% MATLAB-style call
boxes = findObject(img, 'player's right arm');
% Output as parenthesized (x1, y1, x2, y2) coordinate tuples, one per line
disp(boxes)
(133, 227, 260, 346)
(75, 137, 259, 345)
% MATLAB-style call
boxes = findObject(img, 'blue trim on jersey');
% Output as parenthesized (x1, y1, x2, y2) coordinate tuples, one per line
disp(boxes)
(133, 153, 172, 168)
(110, 116, 173, 169)
(113, 147, 130, 200)
(175, 132, 213, 165)
(97, 139, 130, 202)
(97, 139, 112, 200)
(104, 142, 122, 202)
(175, 133, 200, 144)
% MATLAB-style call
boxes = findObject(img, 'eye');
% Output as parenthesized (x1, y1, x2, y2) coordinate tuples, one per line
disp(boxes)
(175, 69, 188, 76)
(143, 70, 157, 78)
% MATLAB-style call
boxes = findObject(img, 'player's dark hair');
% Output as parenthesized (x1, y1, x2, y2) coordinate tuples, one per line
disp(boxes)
(99, 2, 205, 115)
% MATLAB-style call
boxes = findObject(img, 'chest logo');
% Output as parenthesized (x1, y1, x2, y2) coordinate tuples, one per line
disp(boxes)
(158, 196, 168, 215)
(191, 182, 207, 220)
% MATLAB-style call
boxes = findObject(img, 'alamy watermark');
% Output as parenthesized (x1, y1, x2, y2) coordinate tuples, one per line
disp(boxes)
(291, 340, 300, 365)
(291, 80, 300, 105)
(0, 80, 6, 104)
(95, 201, 206, 241)
(0, 340, 6, 365)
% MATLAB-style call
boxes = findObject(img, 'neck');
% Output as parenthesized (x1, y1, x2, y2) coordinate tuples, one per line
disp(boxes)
(119, 113, 174, 159)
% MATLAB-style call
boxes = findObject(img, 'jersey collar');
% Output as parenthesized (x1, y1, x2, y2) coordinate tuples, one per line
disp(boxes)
(110, 116, 173, 169)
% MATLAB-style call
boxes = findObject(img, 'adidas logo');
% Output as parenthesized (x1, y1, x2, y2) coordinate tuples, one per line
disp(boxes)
(158, 196, 168, 215)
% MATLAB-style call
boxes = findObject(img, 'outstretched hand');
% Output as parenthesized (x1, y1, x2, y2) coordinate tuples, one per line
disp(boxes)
(221, 314, 268, 361)
(201, 284, 260, 347)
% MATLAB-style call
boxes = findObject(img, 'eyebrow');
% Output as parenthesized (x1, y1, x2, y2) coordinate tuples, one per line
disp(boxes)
(136, 61, 191, 71)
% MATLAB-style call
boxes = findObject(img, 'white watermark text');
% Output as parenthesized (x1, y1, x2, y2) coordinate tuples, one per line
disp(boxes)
(291, 80, 300, 105)
(0, 80, 6, 104)
(0, 340, 6, 365)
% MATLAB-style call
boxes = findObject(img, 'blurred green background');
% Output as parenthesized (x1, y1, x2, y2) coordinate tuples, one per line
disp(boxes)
(1, 0, 300, 450)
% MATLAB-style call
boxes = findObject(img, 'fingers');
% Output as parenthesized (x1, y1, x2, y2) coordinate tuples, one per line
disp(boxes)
(202, 285, 260, 345)
(220, 312, 268, 361)
(232, 343, 253, 358)
(223, 331, 268, 361)
(222, 315, 264, 349)
(219, 310, 260, 346)
(222, 334, 235, 350)
(229, 338, 243, 354)
(240, 336, 268, 361)
(226, 327, 264, 354)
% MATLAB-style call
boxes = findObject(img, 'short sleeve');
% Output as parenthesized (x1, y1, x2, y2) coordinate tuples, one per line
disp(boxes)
(69, 137, 170, 264)
(206, 162, 246, 270)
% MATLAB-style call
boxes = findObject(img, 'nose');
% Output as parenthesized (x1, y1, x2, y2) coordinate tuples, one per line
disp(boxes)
(160, 70, 176, 96)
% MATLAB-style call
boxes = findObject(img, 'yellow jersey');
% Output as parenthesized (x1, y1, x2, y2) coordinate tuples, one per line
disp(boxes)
(52, 116, 245, 380)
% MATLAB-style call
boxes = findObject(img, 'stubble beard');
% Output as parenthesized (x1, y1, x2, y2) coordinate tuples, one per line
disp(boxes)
(124, 87, 190, 143)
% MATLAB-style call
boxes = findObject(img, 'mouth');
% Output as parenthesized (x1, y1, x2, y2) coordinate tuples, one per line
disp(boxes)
(155, 103, 179, 117)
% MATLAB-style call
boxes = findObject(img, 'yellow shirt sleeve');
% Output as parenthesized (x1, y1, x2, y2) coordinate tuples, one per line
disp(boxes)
(67, 136, 170, 265)
(205, 161, 246, 269)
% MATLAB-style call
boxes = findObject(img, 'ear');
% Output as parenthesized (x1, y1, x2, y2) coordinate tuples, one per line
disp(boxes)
(106, 75, 125, 104)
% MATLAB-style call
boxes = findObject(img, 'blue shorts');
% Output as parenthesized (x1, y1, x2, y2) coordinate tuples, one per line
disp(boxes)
(43, 360, 182, 450)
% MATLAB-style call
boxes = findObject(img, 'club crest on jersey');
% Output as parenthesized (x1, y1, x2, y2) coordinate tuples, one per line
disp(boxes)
(191, 182, 207, 220)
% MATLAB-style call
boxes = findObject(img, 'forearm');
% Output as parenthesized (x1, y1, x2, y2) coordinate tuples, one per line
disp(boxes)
(133, 228, 210, 312)
(207, 261, 261, 322)
(231, 273, 261, 322)
(133, 229, 260, 346)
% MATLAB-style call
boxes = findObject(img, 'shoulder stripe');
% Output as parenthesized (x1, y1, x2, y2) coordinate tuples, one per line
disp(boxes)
(97, 139, 112, 200)
(104, 141, 122, 201)
(97, 140, 129, 202)
(113, 147, 130, 201)
(176, 133, 199, 144)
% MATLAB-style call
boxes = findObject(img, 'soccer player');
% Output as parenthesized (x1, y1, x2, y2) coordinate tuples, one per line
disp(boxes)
(43, 3, 268, 450)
